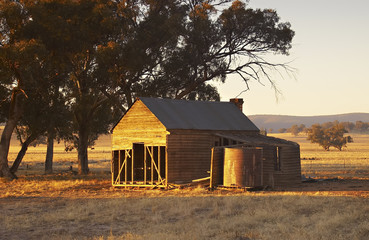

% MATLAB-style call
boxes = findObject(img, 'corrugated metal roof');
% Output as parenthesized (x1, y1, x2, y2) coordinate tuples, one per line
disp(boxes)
(139, 97, 259, 131)
(214, 133, 299, 147)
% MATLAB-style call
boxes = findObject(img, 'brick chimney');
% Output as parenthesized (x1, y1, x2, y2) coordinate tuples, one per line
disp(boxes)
(230, 98, 244, 112)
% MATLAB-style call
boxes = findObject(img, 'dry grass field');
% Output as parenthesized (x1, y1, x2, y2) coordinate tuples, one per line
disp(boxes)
(1, 129, 369, 239)
(270, 133, 369, 179)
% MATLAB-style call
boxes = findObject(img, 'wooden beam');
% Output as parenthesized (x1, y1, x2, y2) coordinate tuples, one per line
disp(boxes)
(118, 150, 121, 184)
(144, 145, 147, 185)
(124, 150, 128, 184)
(210, 147, 214, 189)
(192, 176, 210, 182)
(111, 151, 114, 186)
(112, 183, 167, 188)
(165, 146, 168, 188)
(151, 146, 154, 184)
(131, 148, 134, 184)
(158, 146, 161, 182)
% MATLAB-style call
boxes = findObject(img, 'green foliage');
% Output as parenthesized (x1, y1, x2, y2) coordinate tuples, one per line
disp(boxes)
(288, 125, 299, 136)
(307, 122, 353, 151)
(288, 124, 305, 136)
(151, 0, 295, 99)
(355, 121, 369, 133)
(1, 0, 295, 175)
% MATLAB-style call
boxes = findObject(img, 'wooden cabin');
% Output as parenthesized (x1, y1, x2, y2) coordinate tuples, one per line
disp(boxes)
(111, 97, 301, 188)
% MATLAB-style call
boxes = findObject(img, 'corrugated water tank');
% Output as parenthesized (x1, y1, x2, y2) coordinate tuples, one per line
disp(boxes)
(223, 147, 263, 187)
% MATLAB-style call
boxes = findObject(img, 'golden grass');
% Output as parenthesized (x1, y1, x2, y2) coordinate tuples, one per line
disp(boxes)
(270, 133, 369, 179)
(1, 130, 369, 239)
(7, 133, 112, 175)
(1, 193, 368, 239)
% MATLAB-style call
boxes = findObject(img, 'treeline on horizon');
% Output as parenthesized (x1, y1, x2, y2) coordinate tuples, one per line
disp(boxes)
(270, 120, 369, 135)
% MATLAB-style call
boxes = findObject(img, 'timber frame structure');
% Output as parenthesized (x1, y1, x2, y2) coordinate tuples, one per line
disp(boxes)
(111, 97, 301, 188)
(112, 145, 167, 187)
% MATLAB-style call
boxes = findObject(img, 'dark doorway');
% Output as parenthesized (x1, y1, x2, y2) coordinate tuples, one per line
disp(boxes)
(133, 143, 144, 181)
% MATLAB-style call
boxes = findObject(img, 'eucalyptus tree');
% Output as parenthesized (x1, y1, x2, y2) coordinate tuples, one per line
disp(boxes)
(95, 0, 190, 109)
(26, 0, 121, 174)
(0, 0, 73, 178)
(9, 77, 72, 174)
(307, 123, 353, 151)
(149, 0, 295, 99)
(1, 0, 295, 179)
(0, 0, 52, 179)
(85, 0, 295, 173)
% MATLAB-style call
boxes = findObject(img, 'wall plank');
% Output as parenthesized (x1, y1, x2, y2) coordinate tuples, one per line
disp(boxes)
(112, 101, 168, 150)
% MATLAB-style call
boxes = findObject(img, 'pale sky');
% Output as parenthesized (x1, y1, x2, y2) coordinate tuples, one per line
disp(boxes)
(217, 0, 369, 116)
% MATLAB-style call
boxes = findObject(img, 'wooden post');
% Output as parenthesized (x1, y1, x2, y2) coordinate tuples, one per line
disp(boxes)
(118, 150, 121, 184)
(132, 148, 134, 184)
(158, 146, 161, 183)
(165, 146, 168, 188)
(151, 146, 154, 185)
(111, 151, 114, 186)
(144, 146, 147, 185)
(210, 148, 214, 189)
(124, 150, 127, 184)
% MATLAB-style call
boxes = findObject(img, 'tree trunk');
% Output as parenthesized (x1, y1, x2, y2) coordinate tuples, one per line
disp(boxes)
(45, 132, 54, 174)
(0, 122, 17, 179)
(0, 91, 24, 180)
(10, 133, 38, 174)
(77, 124, 89, 174)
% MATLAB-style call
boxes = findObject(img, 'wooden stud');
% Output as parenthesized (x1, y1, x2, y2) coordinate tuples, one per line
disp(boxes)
(111, 151, 114, 186)
(151, 146, 154, 184)
(165, 146, 168, 188)
(131, 148, 134, 184)
(118, 150, 121, 184)
(124, 150, 128, 184)
(210, 147, 215, 189)
(158, 146, 161, 182)
(144, 145, 147, 185)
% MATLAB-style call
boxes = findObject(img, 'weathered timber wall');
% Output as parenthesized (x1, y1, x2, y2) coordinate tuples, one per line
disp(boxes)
(167, 132, 212, 183)
(273, 145, 301, 188)
(112, 101, 168, 150)
(262, 146, 277, 187)
(261, 145, 301, 188)
(210, 147, 224, 188)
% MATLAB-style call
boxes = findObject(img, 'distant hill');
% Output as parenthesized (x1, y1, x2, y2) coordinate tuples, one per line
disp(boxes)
(248, 113, 369, 132)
